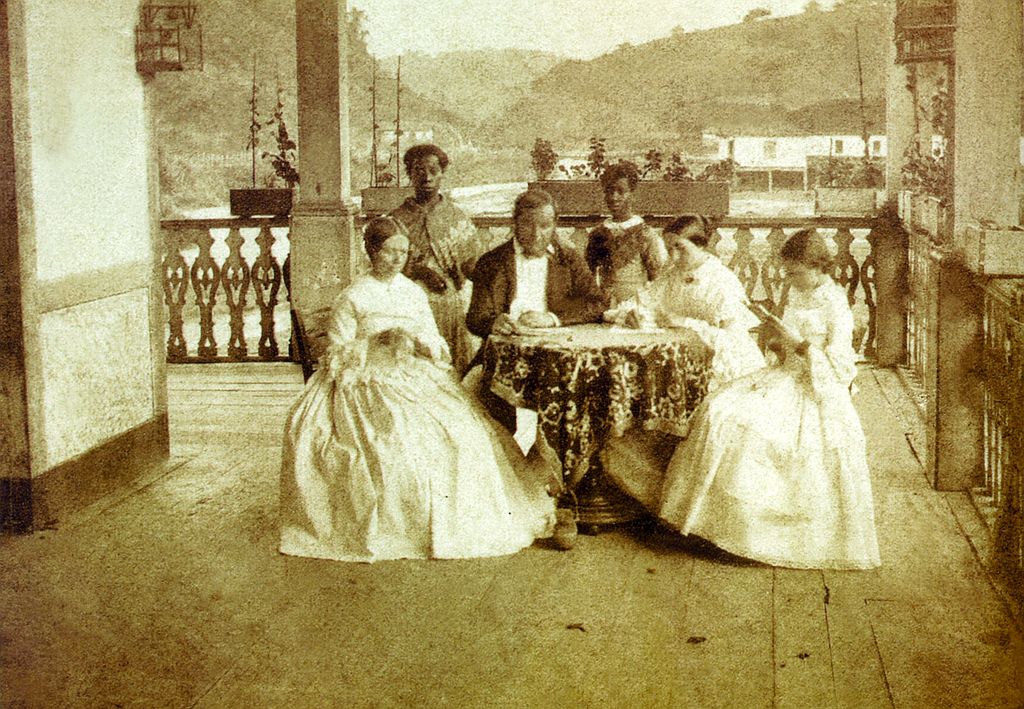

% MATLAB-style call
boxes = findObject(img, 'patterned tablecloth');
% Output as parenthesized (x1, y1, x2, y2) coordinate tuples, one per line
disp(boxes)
(483, 324, 712, 490)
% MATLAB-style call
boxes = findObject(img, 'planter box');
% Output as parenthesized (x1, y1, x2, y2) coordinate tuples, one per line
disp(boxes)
(962, 225, 1024, 276)
(814, 187, 879, 216)
(229, 188, 293, 217)
(360, 187, 415, 215)
(528, 180, 729, 216)
(911, 194, 947, 240)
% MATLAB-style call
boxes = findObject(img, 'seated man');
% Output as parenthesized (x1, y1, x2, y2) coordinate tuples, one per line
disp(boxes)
(467, 188, 608, 436)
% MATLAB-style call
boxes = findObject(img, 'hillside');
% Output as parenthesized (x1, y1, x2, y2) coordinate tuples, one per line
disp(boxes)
(481, 1, 889, 151)
(379, 49, 564, 127)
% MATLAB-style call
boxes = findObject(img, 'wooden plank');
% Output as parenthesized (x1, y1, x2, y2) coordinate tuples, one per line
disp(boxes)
(418, 530, 644, 708)
(772, 568, 835, 709)
(867, 598, 1024, 709)
(670, 546, 775, 708)
(821, 571, 894, 709)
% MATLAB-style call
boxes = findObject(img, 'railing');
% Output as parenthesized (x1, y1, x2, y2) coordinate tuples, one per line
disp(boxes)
(980, 279, 1024, 600)
(161, 217, 291, 362)
(160, 214, 882, 362)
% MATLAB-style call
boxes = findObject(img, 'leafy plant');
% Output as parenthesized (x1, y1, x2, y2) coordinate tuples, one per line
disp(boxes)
(586, 136, 608, 179)
(245, 58, 261, 189)
(262, 78, 299, 189)
(640, 149, 663, 179)
(663, 153, 693, 182)
(903, 65, 951, 202)
(530, 138, 558, 180)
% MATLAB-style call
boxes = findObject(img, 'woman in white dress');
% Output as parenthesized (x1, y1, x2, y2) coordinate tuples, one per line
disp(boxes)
(658, 229, 880, 569)
(603, 215, 764, 392)
(600, 216, 765, 509)
(279, 217, 554, 562)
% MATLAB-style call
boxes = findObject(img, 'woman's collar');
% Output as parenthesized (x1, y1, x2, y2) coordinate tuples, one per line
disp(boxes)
(604, 214, 643, 230)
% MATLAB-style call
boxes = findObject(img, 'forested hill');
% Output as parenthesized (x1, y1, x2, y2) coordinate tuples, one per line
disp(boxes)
(475, 0, 889, 150)
(151, 0, 890, 214)
(379, 49, 564, 128)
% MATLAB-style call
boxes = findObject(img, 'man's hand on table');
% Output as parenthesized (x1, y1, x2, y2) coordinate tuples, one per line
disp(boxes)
(518, 311, 559, 329)
(492, 311, 559, 336)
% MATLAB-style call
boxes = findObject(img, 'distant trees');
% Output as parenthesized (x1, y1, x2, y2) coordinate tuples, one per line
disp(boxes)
(804, 0, 822, 12)
(743, 7, 771, 22)
(670, 25, 686, 39)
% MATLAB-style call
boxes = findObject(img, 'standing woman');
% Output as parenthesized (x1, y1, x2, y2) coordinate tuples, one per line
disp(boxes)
(585, 161, 668, 306)
(658, 229, 880, 570)
(390, 144, 479, 374)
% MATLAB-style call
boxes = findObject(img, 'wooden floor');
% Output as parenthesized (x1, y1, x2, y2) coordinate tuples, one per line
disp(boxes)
(1, 363, 1022, 708)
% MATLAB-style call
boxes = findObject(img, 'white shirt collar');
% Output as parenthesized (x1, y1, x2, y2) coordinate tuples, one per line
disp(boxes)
(604, 214, 644, 230)
(513, 240, 556, 260)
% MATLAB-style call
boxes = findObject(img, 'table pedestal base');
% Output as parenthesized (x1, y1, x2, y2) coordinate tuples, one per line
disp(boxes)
(566, 462, 647, 533)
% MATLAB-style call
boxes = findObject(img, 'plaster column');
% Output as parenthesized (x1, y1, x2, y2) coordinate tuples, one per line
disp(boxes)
(876, 0, 914, 366)
(0, 0, 32, 531)
(953, 0, 1022, 234)
(291, 0, 357, 316)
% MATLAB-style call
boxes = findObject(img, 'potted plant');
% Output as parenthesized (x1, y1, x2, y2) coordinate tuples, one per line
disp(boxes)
(813, 156, 883, 216)
(527, 136, 730, 216)
(359, 59, 414, 215)
(229, 61, 296, 217)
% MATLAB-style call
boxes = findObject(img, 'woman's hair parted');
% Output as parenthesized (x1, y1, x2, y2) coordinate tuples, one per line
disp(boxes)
(363, 216, 405, 258)
(664, 214, 712, 248)
(780, 228, 833, 273)
(402, 143, 450, 176)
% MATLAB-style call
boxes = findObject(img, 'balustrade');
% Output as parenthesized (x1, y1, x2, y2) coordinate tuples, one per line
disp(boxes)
(980, 279, 1024, 596)
(160, 214, 882, 362)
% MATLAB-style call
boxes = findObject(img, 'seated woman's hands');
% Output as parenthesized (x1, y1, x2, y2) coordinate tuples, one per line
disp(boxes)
(518, 310, 559, 329)
(372, 327, 417, 359)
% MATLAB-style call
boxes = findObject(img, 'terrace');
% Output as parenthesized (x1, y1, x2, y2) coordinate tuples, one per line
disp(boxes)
(2, 0, 1023, 706)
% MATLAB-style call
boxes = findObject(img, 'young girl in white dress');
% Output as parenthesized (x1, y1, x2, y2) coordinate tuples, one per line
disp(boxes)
(601, 216, 765, 509)
(658, 229, 880, 569)
(279, 217, 554, 562)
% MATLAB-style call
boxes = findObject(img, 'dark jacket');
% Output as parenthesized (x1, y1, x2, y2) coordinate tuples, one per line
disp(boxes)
(466, 240, 608, 338)
(466, 239, 608, 432)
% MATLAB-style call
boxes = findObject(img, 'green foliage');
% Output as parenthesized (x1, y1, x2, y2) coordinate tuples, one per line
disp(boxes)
(262, 80, 299, 188)
(530, 138, 558, 179)
(586, 137, 608, 179)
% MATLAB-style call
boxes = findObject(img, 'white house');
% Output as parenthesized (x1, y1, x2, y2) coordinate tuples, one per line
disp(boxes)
(702, 132, 888, 191)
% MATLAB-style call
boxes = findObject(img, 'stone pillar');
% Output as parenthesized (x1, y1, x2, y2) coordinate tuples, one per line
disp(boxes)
(927, 0, 1024, 490)
(0, 0, 32, 532)
(290, 0, 357, 316)
(884, 1, 915, 205)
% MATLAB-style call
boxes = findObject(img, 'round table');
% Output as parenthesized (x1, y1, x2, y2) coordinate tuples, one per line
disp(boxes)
(482, 324, 712, 529)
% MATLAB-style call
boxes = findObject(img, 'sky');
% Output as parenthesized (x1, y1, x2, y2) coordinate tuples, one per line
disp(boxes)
(349, 0, 839, 59)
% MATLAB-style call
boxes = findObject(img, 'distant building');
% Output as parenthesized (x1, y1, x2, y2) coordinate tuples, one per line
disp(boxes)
(703, 132, 888, 191)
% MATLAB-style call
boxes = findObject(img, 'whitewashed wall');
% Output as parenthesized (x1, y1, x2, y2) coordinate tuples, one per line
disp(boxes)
(15, 0, 162, 471)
